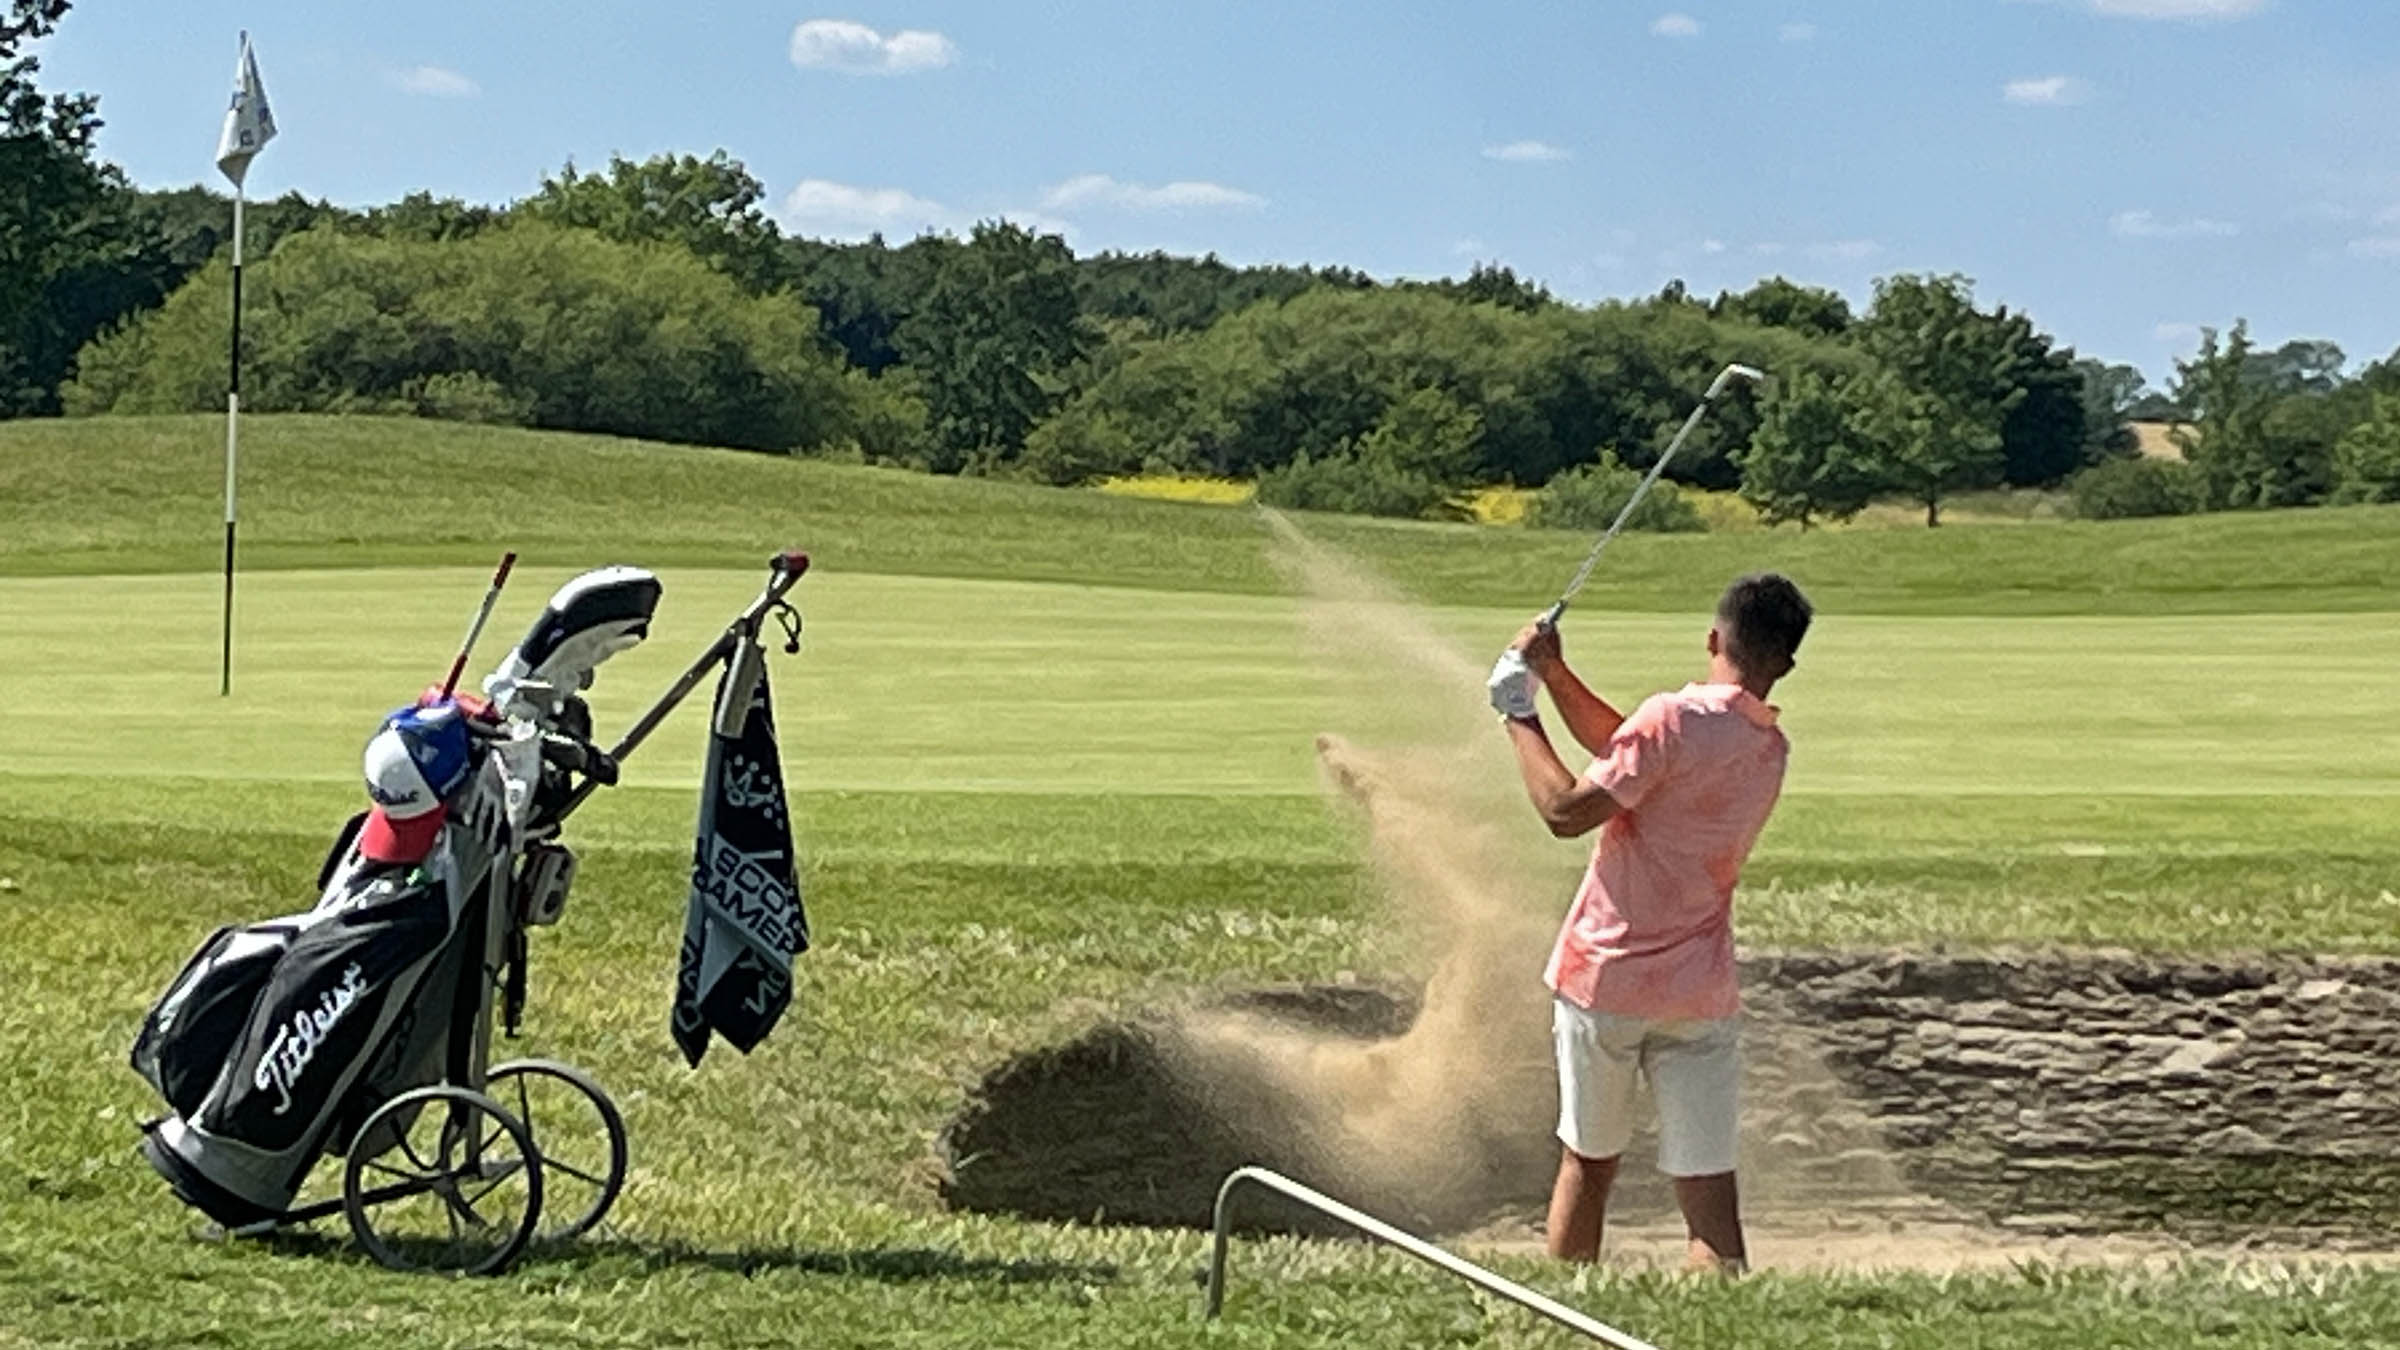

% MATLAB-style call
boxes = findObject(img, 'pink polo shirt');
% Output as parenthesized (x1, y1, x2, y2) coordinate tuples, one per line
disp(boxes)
(1543, 683, 1788, 1021)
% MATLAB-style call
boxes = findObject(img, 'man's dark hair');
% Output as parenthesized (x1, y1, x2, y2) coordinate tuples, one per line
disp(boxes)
(1717, 573, 1813, 681)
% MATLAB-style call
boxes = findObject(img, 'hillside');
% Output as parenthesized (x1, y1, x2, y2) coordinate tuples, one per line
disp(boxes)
(2, 414, 2393, 615)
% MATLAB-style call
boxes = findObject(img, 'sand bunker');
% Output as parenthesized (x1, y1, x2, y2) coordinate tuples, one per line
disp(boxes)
(939, 950, 2400, 1252)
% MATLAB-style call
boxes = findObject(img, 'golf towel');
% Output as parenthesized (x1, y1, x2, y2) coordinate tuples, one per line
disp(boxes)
(673, 640, 808, 1066)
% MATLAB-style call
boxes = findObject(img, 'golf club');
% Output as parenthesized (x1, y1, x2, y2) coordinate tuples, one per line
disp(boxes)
(1536, 362, 1764, 631)
(440, 550, 517, 697)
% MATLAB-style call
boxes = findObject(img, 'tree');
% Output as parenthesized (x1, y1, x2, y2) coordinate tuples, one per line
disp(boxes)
(1710, 277, 1853, 338)
(521, 151, 785, 293)
(1737, 369, 1890, 528)
(2330, 393, 2400, 504)
(1526, 453, 1704, 533)
(2074, 357, 2148, 460)
(2126, 391, 2185, 421)
(2241, 338, 2345, 396)
(2165, 328, 2356, 508)
(1, 0, 110, 413)
(1995, 320, 2088, 487)
(1424, 263, 1553, 313)
(65, 223, 868, 454)
(1853, 274, 2022, 524)
(1073, 251, 1367, 338)
(2171, 321, 2283, 509)
(2066, 458, 2199, 520)
(897, 221, 1089, 470)
(781, 232, 951, 374)
(1255, 387, 1483, 520)
(361, 190, 497, 243)
(1354, 385, 1481, 483)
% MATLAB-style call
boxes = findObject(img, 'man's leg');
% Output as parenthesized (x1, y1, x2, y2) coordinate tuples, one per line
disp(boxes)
(1549, 997, 1639, 1262)
(1669, 1171, 1745, 1274)
(1546, 1148, 1619, 1262)
(1648, 1016, 1747, 1274)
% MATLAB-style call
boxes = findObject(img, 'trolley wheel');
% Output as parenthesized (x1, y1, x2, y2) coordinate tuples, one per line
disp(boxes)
(343, 1085, 544, 1276)
(486, 1058, 629, 1241)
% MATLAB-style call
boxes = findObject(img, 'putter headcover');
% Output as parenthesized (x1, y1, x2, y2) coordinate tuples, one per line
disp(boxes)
(484, 565, 663, 723)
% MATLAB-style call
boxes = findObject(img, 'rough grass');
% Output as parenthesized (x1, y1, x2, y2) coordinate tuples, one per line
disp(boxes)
(8, 783, 2400, 1348)
(4, 412, 2399, 1346)
(4, 413, 2396, 614)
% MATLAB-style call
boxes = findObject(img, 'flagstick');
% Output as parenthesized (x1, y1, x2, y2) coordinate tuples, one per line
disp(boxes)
(220, 185, 243, 697)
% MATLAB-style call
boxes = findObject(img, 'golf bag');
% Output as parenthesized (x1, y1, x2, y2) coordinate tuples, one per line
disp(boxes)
(131, 567, 663, 1230)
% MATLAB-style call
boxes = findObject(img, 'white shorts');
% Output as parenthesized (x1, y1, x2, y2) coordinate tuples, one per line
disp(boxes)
(1552, 996, 1741, 1177)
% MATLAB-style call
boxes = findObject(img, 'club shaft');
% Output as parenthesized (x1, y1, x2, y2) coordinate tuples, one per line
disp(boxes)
(1548, 363, 1759, 621)
(441, 551, 517, 697)
(1553, 398, 1714, 608)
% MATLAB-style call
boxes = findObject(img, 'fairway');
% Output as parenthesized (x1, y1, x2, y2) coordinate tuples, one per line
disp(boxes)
(4, 560, 2394, 952)
(6, 416, 2400, 1348)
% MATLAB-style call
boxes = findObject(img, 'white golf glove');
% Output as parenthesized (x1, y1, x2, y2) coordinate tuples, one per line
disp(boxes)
(1487, 650, 1539, 721)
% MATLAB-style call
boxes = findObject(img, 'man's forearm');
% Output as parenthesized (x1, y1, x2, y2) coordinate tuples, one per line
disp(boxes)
(1503, 715, 1618, 837)
(1536, 663, 1625, 757)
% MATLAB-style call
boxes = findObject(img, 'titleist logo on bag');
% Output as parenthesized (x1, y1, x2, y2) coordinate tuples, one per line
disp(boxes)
(255, 963, 368, 1115)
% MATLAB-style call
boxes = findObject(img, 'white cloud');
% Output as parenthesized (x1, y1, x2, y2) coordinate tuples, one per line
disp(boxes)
(1452, 237, 1487, 256)
(2004, 75, 2089, 105)
(1649, 12, 1702, 37)
(1779, 21, 1818, 41)
(2111, 209, 2239, 238)
(2153, 321, 2202, 343)
(1039, 174, 1265, 212)
(2349, 237, 2400, 258)
(1701, 239, 1727, 254)
(391, 65, 478, 97)
(782, 179, 953, 239)
(2377, 204, 2400, 226)
(788, 19, 958, 75)
(1750, 241, 1787, 256)
(1591, 251, 1628, 271)
(1808, 239, 1881, 260)
(2089, 0, 2265, 19)
(1483, 139, 1571, 162)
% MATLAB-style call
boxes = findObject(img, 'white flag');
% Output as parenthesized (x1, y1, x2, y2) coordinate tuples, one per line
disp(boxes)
(214, 33, 277, 188)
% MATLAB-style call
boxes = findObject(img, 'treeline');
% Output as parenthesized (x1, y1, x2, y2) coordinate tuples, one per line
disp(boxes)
(7, 4, 2398, 524)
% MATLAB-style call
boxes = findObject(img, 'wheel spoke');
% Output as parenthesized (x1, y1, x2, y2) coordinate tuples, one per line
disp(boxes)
(362, 1159, 416, 1183)
(476, 1121, 512, 1159)
(443, 1162, 494, 1230)
(544, 1158, 608, 1188)
(463, 1166, 521, 1212)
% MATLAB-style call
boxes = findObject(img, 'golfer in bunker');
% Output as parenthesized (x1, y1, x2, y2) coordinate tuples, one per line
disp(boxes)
(1487, 573, 1813, 1273)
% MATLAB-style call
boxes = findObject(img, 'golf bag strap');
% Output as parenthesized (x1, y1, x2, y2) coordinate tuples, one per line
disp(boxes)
(316, 810, 369, 890)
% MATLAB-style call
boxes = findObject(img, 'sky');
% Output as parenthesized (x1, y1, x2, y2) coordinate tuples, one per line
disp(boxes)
(33, 0, 2400, 387)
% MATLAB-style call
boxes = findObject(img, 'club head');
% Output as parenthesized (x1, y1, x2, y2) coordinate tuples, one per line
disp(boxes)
(1707, 363, 1768, 399)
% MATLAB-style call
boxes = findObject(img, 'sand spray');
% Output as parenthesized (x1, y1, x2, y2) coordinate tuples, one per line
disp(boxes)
(1152, 510, 1909, 1233)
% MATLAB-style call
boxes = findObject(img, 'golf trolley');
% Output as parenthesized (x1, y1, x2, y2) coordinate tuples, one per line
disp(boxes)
(132, 551, 810, 1275)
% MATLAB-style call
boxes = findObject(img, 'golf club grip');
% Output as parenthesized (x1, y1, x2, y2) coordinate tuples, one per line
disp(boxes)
(1537, 601, 1566, 632)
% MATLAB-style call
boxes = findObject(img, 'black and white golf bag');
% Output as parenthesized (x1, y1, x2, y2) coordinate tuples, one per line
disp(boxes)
(131, 567, 663, 1229)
